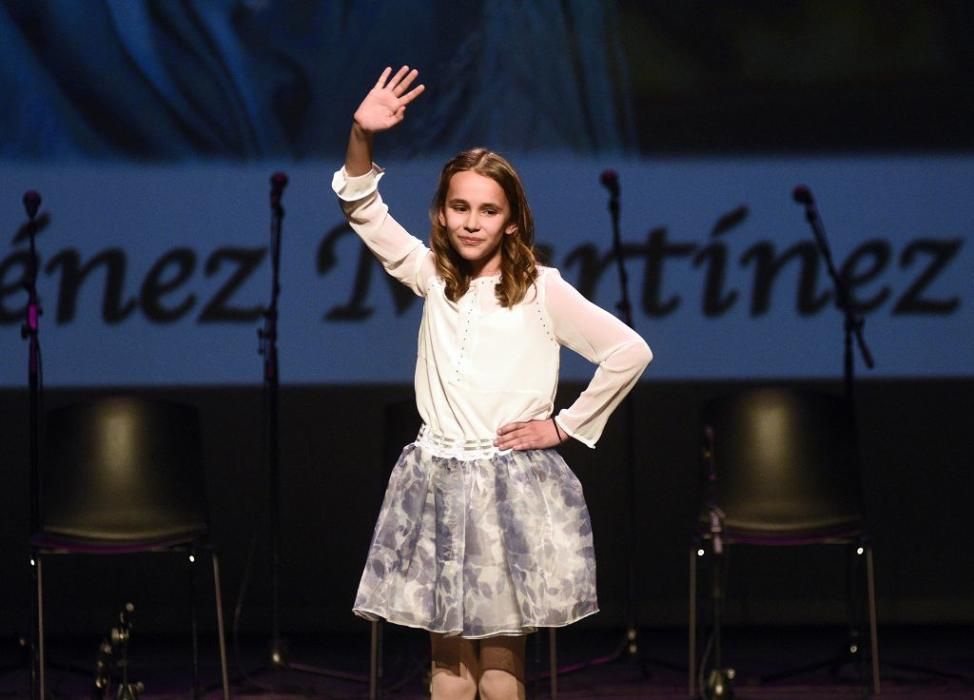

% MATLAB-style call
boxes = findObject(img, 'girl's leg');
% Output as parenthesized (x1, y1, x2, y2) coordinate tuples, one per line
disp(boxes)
(430, 633, 479, 700)
(477, 635, 527, 700)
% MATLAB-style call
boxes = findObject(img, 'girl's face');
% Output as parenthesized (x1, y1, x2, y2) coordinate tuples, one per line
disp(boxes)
(438, 170, 516, 278)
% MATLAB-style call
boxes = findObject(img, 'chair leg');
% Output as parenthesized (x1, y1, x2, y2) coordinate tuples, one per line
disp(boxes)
(190, 549, 200, 699)
(688, 544, 697, 698)
(369, 620, 379, 700)
(549, 627, 557, 700)
(866, 546, 880, 695)
(211, 552, 231, 700)
(35, 556, 45, 700)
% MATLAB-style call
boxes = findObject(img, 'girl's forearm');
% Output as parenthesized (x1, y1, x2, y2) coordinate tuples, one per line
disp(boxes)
(345, 123, 374, 177)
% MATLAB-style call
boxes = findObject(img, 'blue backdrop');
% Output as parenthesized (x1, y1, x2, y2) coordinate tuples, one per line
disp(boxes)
(1, 1, 970, 386)
(1, 156, 970, 385)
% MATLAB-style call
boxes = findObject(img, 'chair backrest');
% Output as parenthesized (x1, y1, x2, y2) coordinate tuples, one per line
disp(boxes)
(40, 396, 209, 544)
(701, 387, 866, 537)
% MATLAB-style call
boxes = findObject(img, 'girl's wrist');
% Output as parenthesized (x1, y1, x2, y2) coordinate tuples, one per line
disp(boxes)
(551, 417, 566, 444)
(351, 121, 372, 138)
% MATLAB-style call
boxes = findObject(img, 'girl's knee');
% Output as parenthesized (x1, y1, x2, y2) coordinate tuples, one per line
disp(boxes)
(430, 669, 477, 700)
(430, 633, 479, 700)
(478, 668, 525, 700)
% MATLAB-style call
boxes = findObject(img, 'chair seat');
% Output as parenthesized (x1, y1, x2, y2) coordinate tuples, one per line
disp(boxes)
(717, 525, 864, 546)
(31, 530, 204, 554)
(698, 513, 865, 545)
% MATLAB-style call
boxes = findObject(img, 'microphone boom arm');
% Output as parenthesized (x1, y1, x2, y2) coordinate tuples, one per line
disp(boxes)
(794, 188, 874, 399)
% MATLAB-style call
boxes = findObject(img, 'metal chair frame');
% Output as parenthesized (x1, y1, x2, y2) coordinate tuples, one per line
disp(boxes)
(32, 538, 230, 699)
(31, 397, 230, 700)
(687, 387, 880, 697)
(689, 530, 880, 696)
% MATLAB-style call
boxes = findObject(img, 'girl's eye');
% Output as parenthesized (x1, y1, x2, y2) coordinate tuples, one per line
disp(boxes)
(483, 209, 497, 216)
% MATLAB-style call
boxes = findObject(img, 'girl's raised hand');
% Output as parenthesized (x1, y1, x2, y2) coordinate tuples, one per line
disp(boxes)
(354, 66, 425, 134)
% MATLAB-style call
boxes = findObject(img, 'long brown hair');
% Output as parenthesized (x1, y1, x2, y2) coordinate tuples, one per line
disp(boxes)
(429, 148, 538, 307)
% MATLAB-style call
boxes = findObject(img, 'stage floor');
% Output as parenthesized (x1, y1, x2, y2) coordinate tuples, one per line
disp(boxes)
(3, 625, 972, 699)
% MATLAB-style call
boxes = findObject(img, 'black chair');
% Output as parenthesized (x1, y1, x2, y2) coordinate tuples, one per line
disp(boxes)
(31, 396, 230, 699)
(688, 387, 880, 696)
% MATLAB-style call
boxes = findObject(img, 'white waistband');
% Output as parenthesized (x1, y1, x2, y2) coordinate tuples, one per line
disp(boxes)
(414, 424, 506, 460)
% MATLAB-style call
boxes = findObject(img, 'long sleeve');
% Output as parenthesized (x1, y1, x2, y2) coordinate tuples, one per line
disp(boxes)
(332, 164, 436, 296)
(544, 269, 652, 447)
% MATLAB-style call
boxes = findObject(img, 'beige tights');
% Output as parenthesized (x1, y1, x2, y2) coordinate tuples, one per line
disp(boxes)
(430, 633, 526, 700)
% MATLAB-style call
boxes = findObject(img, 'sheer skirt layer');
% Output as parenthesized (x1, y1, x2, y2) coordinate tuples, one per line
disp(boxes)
(353, 443, 598, 639)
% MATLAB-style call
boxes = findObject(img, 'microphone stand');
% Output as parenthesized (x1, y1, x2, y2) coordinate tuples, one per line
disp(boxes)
(259, 173, 286, 669)
(18, 194, 95, 695)
(700, 427, 734, 699)
(598, 173, 683, 681)
(254, 173, 363, 686)
(113, 603, 142, 700)
(19, 191, 43, 700)
(792, 187, 874, 401)
(605, 174, 641, 660)
(93, 603, 143, 700)
(597, 172, 673, 676)
(791, 187, 881, 687)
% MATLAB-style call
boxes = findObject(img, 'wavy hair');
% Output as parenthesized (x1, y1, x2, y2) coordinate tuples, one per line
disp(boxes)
(429, 148, 538, 307)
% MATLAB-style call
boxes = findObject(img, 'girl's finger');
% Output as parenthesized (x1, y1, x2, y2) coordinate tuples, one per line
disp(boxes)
(389, 65, 410, 90)
(400, 83, 425, 105)
(394, 68, 419, 95)
(374, 66, 392, 90)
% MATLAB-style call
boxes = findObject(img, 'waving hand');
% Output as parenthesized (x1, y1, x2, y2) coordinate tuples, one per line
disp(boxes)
(354, 66, 425, 134)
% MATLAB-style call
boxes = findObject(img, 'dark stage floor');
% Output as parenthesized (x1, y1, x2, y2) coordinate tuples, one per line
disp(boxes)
(3, 625, 972, 699)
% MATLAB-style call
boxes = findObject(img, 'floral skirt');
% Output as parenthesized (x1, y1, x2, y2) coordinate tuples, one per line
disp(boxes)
(353, 441, 598, 638)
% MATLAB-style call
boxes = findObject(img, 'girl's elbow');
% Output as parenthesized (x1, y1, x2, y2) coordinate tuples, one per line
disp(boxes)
(637, 340, 653, 369)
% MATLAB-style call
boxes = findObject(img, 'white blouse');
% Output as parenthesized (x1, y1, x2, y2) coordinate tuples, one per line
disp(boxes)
(332, 165, 652, 449)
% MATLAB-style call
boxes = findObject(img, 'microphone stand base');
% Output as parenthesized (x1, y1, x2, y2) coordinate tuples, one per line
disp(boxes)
(706, 667, 736, 698)
(269, 638, 289, 669)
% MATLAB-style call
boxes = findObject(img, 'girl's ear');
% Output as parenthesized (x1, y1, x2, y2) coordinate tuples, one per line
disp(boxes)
(505, 222, 517, 236)
(437, 208, 446, 227)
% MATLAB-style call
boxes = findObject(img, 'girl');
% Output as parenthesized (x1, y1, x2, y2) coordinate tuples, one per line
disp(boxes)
(334, 66, 652, 700)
